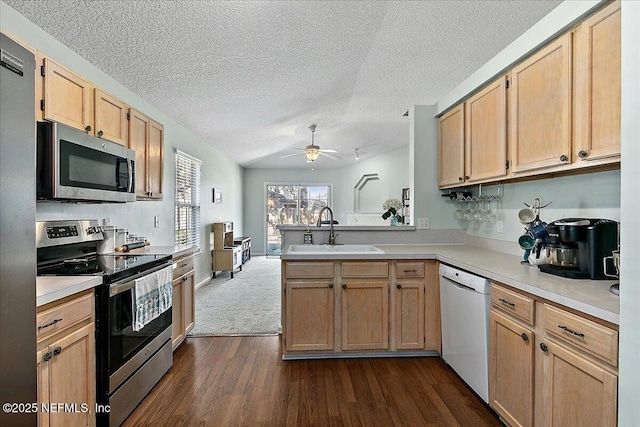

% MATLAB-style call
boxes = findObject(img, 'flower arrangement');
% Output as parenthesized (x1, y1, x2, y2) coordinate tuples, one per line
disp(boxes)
(381, 198, 403, 222)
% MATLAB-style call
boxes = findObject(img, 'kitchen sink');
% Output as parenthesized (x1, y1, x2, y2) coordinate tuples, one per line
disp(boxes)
(287, 244, 384, 254)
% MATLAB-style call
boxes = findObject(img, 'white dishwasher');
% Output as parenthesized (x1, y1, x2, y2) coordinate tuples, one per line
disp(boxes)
(439, 263, 491, 403)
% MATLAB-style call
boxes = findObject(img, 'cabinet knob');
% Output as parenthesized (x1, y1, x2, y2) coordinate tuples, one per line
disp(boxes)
(458, 177, 463, 182)
(465, 175, 470, 180)
(540, 343, 548, 352)
(97, 130, 104, 137)
(85, 125, 92, 132)
(560, 154, 569, 162)
(328, 283, 333, 288)
(182, 276, 187, 282)
(397, 284, 402, 289)
(521, 333, 529, 342)
(342, 284, 347, 289)
(578, 150, 588, 159)
(53, 346, 62, 356)
(43, 351, 53, 362)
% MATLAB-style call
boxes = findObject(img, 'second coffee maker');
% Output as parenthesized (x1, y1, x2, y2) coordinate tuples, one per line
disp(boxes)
(539, 218, 618, 279)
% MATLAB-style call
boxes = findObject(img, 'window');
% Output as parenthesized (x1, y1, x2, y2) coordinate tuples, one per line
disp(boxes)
(266, 184, 332, 255)
(175, 150, 202, 252)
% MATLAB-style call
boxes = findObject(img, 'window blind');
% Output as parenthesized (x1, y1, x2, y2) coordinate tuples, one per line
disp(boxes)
(174, 150, 202, 252)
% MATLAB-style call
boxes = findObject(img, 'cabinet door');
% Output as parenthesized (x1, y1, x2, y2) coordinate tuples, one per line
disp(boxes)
(94, 88, 128, 145)
(48, 323, 95, 427)
(37, 345, 51, 427)
(509, 33, 572, 174)
(465, 76, 508, 182)
(184, 273, 195, 335)
(439, 104, 465, 187)
(285, 280, 334, 351)
(147, 119, 164, 199)
(393, 280, 424, 350)
(341, 280, 389, 351)
(542, 339, 617, 427)
(172, 277, 185, 350)
(128, 108, 149, 198)
(42, 58, 93, 132)
(489, 311, 534, 427)
(574, 1, 621, 163)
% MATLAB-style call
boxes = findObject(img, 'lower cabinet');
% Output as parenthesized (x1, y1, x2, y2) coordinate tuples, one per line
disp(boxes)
(171, 250, 195, 350)
(489, 282, 618, 427)
(282, 259, 439, 356)
(36, 290, 95, 427)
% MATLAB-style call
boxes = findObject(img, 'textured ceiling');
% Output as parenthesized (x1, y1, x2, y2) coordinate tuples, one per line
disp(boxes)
(5, 0, 562, 169)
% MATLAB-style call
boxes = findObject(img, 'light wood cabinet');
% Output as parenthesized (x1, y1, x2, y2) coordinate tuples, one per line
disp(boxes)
(573, 0, 621, 164)
(128, 108, 163, 199)
(438, 104, 465, 187)
(392, 261, 426, 351)
(489, 310, 535, 427)
(41, 58, 129, 146)
(212, 222, 243, 277)
(94, 88, 128, 145)
(489, 282, 618, 427)
(465, 76, 508, 183)
(42, 58, 93, 133)
(36, 290, 95, 427)
(341, 279, 389, 351)
(171, 250, 195, 350)
(541, 339, 617, 427)
(285, 280, 335, 351)
(509, 32, 573, 174)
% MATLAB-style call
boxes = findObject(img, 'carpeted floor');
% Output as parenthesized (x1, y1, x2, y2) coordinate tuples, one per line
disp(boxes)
(189, 256, 282, 336)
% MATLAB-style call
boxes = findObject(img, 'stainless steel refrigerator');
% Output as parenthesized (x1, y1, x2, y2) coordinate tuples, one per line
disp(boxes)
(0, 32, 37, 426)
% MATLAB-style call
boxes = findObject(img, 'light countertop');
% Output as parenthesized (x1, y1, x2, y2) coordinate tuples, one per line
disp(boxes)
(36, 276, 102, 307)
(281, 244, 619, 325)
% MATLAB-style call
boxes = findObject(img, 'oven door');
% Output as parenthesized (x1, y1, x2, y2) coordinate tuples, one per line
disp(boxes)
(106, 264, 172, 393)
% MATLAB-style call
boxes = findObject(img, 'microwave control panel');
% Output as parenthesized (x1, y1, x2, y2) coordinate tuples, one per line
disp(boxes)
(46, 225, 78, 239)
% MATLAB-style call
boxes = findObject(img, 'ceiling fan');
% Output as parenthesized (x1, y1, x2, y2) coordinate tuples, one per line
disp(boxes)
(281, 125, 342, 163)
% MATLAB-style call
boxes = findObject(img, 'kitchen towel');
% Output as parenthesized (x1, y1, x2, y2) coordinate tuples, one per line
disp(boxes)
(132, 265, 173, 332)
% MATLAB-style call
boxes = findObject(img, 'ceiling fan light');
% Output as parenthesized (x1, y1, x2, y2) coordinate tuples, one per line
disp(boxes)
(305, 150, 320, 161)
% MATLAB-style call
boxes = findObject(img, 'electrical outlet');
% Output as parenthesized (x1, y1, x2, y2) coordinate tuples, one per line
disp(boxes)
(497, 220, 503, 233)
(417, 218, 430, 229)
(154, 216, 159, 228)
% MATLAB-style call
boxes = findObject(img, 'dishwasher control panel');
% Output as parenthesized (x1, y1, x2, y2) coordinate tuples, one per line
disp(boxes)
(439, 264, 490, 293)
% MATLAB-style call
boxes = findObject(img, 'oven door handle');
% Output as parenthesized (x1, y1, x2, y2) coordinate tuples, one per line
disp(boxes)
(109, 262, 172, 296)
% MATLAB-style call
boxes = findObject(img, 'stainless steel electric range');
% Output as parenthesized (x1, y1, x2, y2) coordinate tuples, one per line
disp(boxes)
(37, 220, 173, 427)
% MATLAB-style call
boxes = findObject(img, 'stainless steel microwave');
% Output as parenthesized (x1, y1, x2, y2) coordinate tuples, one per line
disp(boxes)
(37, 121, 136, 202)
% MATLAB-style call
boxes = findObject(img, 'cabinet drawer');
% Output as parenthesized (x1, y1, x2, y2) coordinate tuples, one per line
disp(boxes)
(36, 291, 93, 342)
(491, 283, 535, 325)
(285, 262, 334, 279)
(173, 254, 195, 279)
(543, 304, 618, 366)
(342, 261, 388, 278)
(395, 262, 424, 278)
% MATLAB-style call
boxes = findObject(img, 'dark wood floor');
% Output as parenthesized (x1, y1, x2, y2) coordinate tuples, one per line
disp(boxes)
(123, 336, 501, 426)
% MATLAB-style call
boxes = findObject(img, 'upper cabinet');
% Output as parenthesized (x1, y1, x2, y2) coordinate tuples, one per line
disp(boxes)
(438, 104, 465, 187)
(509, 32, 572, 174)
(42, 58, 93, 133)
(42, 58, 129, 146)
(437, 1, 620, 187)
(94, 88, 128, 145)
(129, 108, 163, 200)
(465, 76, 508, 182)
(573, 0, 621, 163)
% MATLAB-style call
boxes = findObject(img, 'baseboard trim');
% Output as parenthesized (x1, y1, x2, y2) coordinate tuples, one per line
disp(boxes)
(282, 350, 439, 360)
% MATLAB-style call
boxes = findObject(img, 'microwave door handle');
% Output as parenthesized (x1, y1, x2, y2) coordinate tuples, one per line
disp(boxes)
(128, 159, 134, 193)
(115, 157, 126, 191)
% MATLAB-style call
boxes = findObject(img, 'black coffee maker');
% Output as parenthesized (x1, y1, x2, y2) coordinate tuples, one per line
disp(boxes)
(539, 218, 618, 279)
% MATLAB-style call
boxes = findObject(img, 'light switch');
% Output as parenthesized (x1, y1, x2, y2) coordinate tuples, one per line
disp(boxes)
(417, 218, 430, 229)
(154, 216, 159, 228)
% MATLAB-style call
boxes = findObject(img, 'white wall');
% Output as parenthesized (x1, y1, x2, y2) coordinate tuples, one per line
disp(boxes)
(1, 2, 244, 286)
(618, 1, 640, 425)
(242, 145, 409, 254)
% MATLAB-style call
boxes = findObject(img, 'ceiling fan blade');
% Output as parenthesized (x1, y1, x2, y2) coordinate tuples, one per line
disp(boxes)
(319, 149, 338, 153)
(280, 152, 305, 159)
(321, 152, 342, 160)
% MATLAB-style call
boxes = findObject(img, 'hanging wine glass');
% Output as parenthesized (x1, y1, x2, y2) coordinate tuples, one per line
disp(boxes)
(473, 200, 484, 222)
(454, 200, 464, 220)
(462, 200, 473, 221)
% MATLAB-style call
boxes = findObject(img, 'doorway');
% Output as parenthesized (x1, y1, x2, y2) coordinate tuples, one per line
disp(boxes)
(266, 184, 332, 255)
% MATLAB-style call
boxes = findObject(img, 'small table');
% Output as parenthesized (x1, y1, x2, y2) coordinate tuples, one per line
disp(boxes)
(233, 237, 251, 264)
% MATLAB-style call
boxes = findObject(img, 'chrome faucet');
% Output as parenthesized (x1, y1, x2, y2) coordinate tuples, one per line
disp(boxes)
(316, 206, 338, 245)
